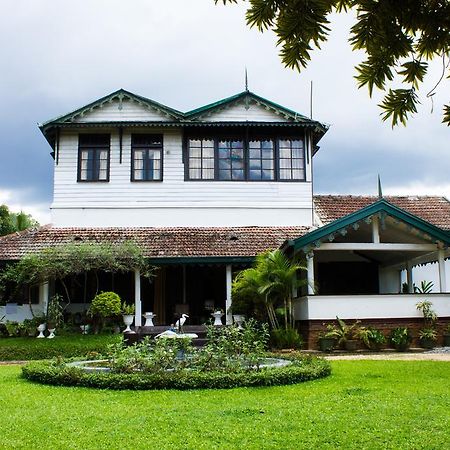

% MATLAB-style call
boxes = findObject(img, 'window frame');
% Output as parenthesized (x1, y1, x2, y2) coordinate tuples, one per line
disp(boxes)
(184, 132, 306, 182)
(77, 134, 111, 183)
(130, 134, 164, 182)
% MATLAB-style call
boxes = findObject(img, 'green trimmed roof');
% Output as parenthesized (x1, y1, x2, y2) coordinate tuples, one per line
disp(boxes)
(285, 198, 450, 253)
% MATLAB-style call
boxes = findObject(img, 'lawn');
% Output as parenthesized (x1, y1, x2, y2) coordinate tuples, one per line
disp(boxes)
(1, 360, 449, 449)
(0, 334, 120, 360)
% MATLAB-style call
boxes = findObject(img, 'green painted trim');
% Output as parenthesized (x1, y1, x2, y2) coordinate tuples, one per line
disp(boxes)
(39, 89, 184, 130)
(288, 198, 450, 252)
(147, 256, 255, 265)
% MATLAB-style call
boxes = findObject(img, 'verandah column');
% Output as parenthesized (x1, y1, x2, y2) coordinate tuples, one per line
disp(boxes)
(225, 264, 232, 325)
(39, 281, 49, 314)
(134, 269, 142, 327)
(306, 252, 315, 295)
(438, 250, 447, 293)
(406, 261, 414, 293)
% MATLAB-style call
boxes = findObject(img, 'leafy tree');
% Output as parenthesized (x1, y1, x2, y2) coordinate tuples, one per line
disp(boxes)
(0, 204, 39, 236)
(216, 0, 450, 126)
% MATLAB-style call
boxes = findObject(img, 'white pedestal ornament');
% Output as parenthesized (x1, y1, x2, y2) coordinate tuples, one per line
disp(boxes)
(123, 314, 135, 333)
(37, 323, 46, 338)
(47, 328, 56, 339)
(143, 312, 156, 327)
(211, 311, 224, 326)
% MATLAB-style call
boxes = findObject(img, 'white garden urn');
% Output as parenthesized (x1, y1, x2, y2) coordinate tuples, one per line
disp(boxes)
(47, 328, 56, 339)
(123, 314, 135, 333)
(143, 312, 156, 327)
(37, 323, 46, 339)
(233, 315, 245, 330)
(80, 324, 90, 335)
(211, 311, 223, 326)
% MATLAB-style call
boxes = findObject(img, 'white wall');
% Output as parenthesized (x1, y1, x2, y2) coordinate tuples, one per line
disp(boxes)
(52, 127, 314, 227)
(379, 267, 401, 294)
(201, 101, 287, 122)
(294, 294, 450, 320)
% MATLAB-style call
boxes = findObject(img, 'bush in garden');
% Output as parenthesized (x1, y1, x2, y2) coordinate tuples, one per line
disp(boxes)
(88, 291, 122, 331)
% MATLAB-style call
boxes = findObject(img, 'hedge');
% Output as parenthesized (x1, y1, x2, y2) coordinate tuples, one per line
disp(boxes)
(22, 357, 331, 390)
(0, 335, 120, 361)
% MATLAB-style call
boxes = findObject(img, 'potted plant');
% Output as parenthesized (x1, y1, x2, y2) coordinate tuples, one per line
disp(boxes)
(318, 324, 337, 352)
(325, 317, 361, 351)
(390, 327, 412, 351)
(88, 291, 122, 333)
(122, 302, 136, 333)
(443, 325, 450, 347)
(416, 300, 437, 349)
(358, 326, 386, 351)
(418, 328, 437, 349)
(46, 294, 63, 339)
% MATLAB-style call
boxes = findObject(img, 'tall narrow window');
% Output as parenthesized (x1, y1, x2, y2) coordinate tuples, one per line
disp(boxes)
(78, 134, 110, 182)
(131, 135, 163, 181)
(188, 139, 214, 179)
(248, 140, 275, 180)
(218, 140, 244, 180)
(278, 139, 305, 180)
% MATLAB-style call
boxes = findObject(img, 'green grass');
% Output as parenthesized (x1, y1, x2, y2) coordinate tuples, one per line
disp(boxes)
(1, 360, 449, 449)
(0, 334, 120, 360)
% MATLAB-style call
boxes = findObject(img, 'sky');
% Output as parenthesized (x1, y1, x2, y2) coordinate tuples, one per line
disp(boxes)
(0, 0, 449, 225)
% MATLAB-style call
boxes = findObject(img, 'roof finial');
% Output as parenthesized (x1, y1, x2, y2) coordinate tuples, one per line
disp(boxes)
(378, 174, 383, 199)
(245, 67, 249, 92)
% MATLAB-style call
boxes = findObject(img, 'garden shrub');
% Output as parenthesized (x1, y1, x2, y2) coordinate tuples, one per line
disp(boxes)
(22, 355, 331, 390)
(270, 327, 304, 349)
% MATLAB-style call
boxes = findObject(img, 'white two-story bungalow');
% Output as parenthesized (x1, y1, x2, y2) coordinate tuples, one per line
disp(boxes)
(1, 89, 449, 347)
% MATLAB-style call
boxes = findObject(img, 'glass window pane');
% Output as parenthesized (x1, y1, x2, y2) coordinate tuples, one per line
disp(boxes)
(279, 159, 290, 169)
(249, 169, 261, 180)
(232, 169, 244, 180)
(203, 158, 214, 169)
(292, 140, 302, 149)
(189, 158, 201, 169)
(203, 147, 214, 158)
(218, 147, 230, 159)
(219, 159, 231, 170)
(202, 169, 214, 179)
(280, 169, 291, 179)
(262, 169, 274, 180)
(262, 159, 273, 169)
(292, 159, 303, 169)
(292, 148, 303, 159)
(203, 139, 214, 148)
(280, 148, 291, 158)
(219, 170, 231, 180)
(261, 140, 273, 150)
(231, 140, 243, 149)
(189, 139, 201, 148)
(292, 169, 303, 179)
(279, 140, 291, 148)
(249, 141, 260, 149)
(249, 160, 261, 170)
(249, 148, 261, 159)
(189, 168, 201, 179)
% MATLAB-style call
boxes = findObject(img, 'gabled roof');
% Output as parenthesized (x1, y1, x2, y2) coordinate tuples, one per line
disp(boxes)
(314, 195, 450, 230)
(39, 89, 184, 131)
(287, 198, 450, 253)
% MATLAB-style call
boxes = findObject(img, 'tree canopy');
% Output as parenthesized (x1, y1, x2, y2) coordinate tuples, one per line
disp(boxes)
(216, 0, 450, 126)
(0, 204, 39, 236)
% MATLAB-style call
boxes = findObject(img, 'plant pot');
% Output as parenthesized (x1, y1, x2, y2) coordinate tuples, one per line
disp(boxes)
(344, 340, 359, 352)
(143, 312, 156, 327)
(419, 337, 436, 349)
(318, 337, 336, 352)
(122, 314, 135, 333)
(233, 314, 245, 330)
(80, 324, 90, 335)
(37, 323, 46, 338)
(443, 334, 450, 347)
(211, 311, 223, 326)
(47, 328, 56, 339)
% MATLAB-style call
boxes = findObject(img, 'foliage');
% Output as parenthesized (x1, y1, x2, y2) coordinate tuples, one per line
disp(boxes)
(21, 355, 330, 390)
(358, 326, 386, 350)
(414, 280, 434, 294)
(121, 302, 135, 315)
(0, 334, 120, 360)
(89, 292, 122, 319)
(270, 326, 304, 349)
(325, 317, 361, 346)
(418, 327, 437, 341)
(216, 0, 450, 126)
(416, 300, 437, 325)
(0, 204, 39, 237)
(390, 327, 412, 350)
(232, 250, 306, 330)
(46, 294, 64, 328)
(0, 241, 154, 305)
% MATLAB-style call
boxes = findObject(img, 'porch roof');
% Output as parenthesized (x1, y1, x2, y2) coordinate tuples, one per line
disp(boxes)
(285, 198, 450, 253)
(0, 225, 309, 262)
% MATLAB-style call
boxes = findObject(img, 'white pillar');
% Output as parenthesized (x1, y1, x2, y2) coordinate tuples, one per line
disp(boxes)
(134, 269, 142, 327)
(372, 216, 380, 243)
(39, 281, 49, 314)
(406, 261, 414, 293)
(438, 250, 447, 293)
(307, 252, 315, 295)
(225, 264, 232, 325)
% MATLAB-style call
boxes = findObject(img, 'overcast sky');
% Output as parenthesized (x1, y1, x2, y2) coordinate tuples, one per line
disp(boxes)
(0, 0, 449, 224)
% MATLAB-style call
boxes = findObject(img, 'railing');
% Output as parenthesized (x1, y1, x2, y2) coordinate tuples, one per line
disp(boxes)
(294, 293, 450, 321)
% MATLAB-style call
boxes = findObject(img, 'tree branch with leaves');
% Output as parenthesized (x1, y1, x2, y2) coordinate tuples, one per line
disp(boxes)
(216, 0, 450, 126)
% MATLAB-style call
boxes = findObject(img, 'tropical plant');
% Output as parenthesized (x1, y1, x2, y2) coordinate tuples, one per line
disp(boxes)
(232, 250, 306, 330)
(325, 317, 361, 347)
(416, 300, 437, 325)
(270, 326, 303, 350)
(358, 327, 386, 350)
(122, 302, 135, 315)
(414, 280, 434, 294)
(216, 0, 450, 126)
(418, 328, 437, 341)
(0, 204, 39, 237)
(390, 327, 412, 351)
(88, 292, 122, 332)
(46, 294, 64, 328)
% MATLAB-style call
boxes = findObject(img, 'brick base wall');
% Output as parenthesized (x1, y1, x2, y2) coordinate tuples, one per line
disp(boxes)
(298, 317, 450, 350)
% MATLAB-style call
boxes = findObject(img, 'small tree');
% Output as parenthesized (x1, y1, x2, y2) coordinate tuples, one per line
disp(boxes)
(88, 291, 122, 332)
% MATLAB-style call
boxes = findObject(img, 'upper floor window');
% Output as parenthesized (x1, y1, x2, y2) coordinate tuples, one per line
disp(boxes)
(186, 136, 304, 181)
(131, 134, 163, 181)
(78, 134, 110, 182)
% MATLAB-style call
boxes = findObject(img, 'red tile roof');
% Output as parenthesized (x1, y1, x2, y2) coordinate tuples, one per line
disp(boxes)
(0, 226, 309, 261)
(314, 195, 450, 230)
